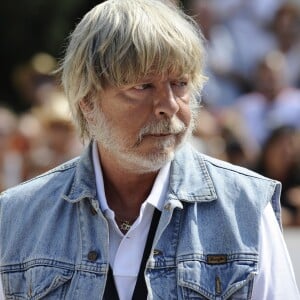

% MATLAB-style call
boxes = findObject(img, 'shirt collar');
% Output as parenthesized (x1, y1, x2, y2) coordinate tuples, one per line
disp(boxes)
(92, 141, 171, 215)
(63, 142, 217, 205)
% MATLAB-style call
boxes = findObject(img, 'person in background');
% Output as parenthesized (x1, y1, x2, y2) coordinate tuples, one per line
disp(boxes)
(210, 0, 282, 80)
(229, 50, 300, 147)
(255, 126, 300, 226)
(0, 0, 299, 299)
(184, 0, 243, 107)
(269, 3, 300, 87)
(0, 106, 23, 191)
(23, 95, 83, 179)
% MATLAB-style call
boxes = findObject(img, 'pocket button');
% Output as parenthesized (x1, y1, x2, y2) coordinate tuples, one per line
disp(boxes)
(88, 251, 98, 261)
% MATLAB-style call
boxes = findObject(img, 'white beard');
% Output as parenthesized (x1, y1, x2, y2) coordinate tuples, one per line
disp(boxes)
(89, 106, 193, 173)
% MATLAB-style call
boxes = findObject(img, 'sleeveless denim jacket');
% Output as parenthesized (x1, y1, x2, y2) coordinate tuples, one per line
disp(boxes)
(0, 143, 281, 299)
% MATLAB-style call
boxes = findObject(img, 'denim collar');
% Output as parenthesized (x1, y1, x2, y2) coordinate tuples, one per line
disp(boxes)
(63, 142, 217, 204)
(169, 144, 217, 203)
(63, 143, 97, 203)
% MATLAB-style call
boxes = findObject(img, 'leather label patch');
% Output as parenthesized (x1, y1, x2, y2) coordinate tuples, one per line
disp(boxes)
(207, 255, 227, 264)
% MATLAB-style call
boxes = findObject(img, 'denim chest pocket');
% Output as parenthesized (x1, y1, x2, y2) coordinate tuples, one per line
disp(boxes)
(2, 265, 73, 300)
(178, 259, 257, 300)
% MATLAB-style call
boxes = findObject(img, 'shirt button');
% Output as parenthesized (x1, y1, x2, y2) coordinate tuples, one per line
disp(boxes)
(87, 251, 98, 261)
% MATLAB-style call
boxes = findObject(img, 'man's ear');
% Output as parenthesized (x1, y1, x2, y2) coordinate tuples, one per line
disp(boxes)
(79, 96, 97, 124)
(79, 97, 95, 114)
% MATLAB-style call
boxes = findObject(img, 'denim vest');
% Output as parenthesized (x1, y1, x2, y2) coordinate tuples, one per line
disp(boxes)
(0, 143, 281, 300)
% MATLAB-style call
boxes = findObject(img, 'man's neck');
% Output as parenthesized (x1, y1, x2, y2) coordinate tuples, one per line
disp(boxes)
(98, 146, 159, 219)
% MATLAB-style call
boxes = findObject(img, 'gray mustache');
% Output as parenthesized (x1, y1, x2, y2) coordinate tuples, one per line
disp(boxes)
(137, 118, 186, 143)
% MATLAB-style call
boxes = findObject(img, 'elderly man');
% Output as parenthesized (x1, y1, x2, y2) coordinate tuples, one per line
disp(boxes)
(0, 0, 299, 299)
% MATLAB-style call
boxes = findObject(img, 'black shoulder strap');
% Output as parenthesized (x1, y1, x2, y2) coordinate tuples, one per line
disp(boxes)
(103, 208, 161, 300)
(103, 265, 119, 300)
(132, 208, 161, 299)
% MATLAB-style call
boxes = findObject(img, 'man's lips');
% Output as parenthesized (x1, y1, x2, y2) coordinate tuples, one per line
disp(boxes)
(149, 133, 172, 137)
(134, 131, 184, 146)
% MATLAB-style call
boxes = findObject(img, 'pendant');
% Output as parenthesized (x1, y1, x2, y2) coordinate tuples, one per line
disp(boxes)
(119, 220, 131, 232)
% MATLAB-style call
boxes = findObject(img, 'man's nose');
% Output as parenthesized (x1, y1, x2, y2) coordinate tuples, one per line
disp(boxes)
(153, 84, 180, 118)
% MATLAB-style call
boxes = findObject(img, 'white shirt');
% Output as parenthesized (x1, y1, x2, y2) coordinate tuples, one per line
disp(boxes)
(92, 142, 170, 300)
(252, 203, 300, 299)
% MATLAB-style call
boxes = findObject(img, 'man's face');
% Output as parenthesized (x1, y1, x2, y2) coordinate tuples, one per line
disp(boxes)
(90, 74, 193, 173)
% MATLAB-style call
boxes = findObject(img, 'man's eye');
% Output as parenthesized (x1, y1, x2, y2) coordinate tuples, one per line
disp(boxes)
(172, 81, 188, 87)
(132, 83, 152, 90)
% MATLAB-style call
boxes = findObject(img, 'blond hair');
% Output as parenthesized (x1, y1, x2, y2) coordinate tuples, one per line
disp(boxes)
(61, 0, 206, 139)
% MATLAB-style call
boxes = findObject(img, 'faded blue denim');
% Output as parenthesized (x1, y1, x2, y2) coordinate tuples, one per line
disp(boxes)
(0, 143, 281, 299)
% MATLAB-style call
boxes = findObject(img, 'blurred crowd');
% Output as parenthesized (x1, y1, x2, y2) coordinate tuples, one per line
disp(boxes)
(0, 0, 300, 226)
